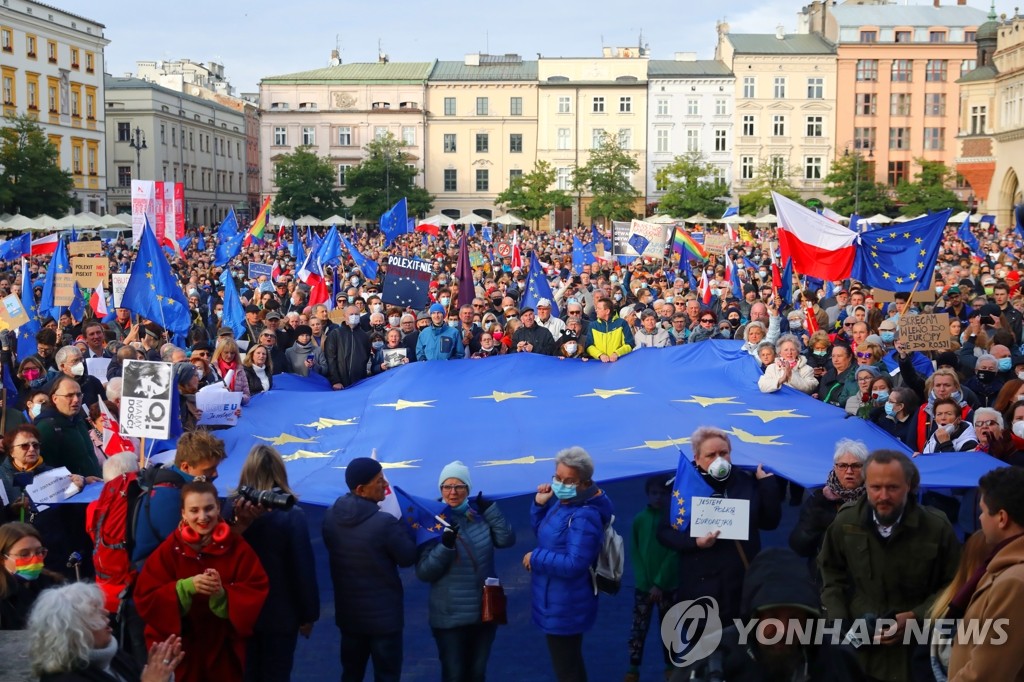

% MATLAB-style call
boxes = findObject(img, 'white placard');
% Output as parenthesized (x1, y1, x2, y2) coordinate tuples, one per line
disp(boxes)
(0, 479, 8, 506)
(85, 358, 111, 382)
(688, 496, 750, 541)
(25, 466, 78, 506)
(111, 273, 131, 308)
(120, 360, 173, 439)
(196, 387, 243, 427)
(236, 339, 250, 352)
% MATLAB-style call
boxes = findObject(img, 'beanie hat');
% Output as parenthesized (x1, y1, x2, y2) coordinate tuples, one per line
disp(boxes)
(429, 303, 445, 315)
(345, 457, 383, 491)
(438, 460, 472, 491)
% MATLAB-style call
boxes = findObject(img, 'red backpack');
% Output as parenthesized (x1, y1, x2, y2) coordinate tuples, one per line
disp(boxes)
(86, 472, 142, 612)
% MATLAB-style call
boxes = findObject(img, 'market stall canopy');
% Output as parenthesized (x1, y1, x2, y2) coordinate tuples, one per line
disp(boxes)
(493, 213, 524, 226)
(454, 212, 490, 225)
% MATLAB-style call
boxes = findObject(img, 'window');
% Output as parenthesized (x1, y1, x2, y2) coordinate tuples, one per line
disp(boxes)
(860, 30, 877, 43)
(686, 129, 700, 152)
(117, 166, 131, 187)
(741, 156, 754, 180)
(72, 143, 81, 174)
(856, 93, 876, 115)
(117, 122, 130, 142)
(557, 128, 571, 150)
(26, 34, 36, 57)
(71, 90, 79, 117)
(770, 156, 786, 179)
(618, 128, 631, 149)
(891, 59, 912, 82)
(889, 127, 910, 150)
(84, 90, 94, 118)
(302, 126, 315, 145)
(655, 168, 669, 192)
(509, 133, 522, 153)
(926, 59, 947, 82)
(591, 128, 604, 149)
(273, 127, 286, 146)
(70, 47, 79, 68)
(444, 97, 456, 116)
(709, 166, 726, 184)
(47, 79, 56, 112)
(929, 31, 947, 43)
(402, 126, 416, 146)
(656, 129, 669, 152)
(805, 156, 823, 180)
(374, 126, 388, 140)
(476, 169, 489, 192)
(774, 77, 787, 99)
(925, 93, 946, 116)
(888, 160, 908, 186)
(443, 134, 456, 153)
(556, 167, 571, 190)
(965, 30, 977, 42)
(687, 98, 699, 116)
(743, 76, 755, 98)
(475, 133, 489, 153)
(923, 127, 945, 150)
(85, 52, 94, 73)
(805, 115, 823, 137)
(657, 99, 669, 116)
(619, 96, 632, 113)
(476, 97, 488, 115)
(961, 59, 977, 77)
(742, 115, 755, 137)
(854, 127, 876, 150)
(558, 96, 571, 113)
(714, 129, 727, 152)
(371, 101, 391, 110)
(715, 98, 727, 116)
(159, 124, 165, 144)
(895, 30, 912, 43)
(444, 169, 457, 192)
(592, 96, 605, 113)
(509, 169, 523, 185)
(510, 97, 523, 116)
(772, 115, 786, 137)
(334, 163, 349, 185)
(26, 78, 37, 109)
(807, 77, 824, 99)
(1, 28, 11, 52)
(171, 128, 177, 147)
(337, 126, 352, 145)
(87, 144, 96, 175)
(890, 93, 911, 116)
(856, 60, 878, 82)
(970, 105, 987, 134)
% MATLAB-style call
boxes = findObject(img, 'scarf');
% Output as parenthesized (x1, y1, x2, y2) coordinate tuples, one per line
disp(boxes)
(13, 455, 44, 473)
(826, 468, 865, 503)
(253, 364, 270, 391)
(88, 636, 120, 677)
(947, 532, 1024, 618)
(216, 358, 237, 390)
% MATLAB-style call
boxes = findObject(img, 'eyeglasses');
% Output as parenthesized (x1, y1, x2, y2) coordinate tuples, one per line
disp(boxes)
(855, 352, 873, 359)
(440, 484, 468, 493)
(700, 318, 715, 324)
(843, 322, 855, 328)
(13, 441, 40, 451)
(5, 547, 47, 559)
(975, 420, 999, 428)
(552, 475, 580, 486)
(55, 392, 83, 399)
(835, 463, 864, 471)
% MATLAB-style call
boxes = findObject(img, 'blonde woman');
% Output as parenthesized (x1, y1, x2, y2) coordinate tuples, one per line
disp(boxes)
(211, 339, 251, 404)
(241, 345, 273, 396)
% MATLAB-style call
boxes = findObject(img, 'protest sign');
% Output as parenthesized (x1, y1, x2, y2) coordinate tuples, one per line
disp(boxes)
(0, 293, 30, 330)
(111, 273, 131, 308)
(25, 466, 78, 508)
(69, 240, 102, 257)
(120, 360, 174, 440)
(382, 348, 407, 369)
(383, 256, 433, 309)
(86, 358, 111, 381)
(899, 313, 950, 352)
(196, 387, 243, 427)
(71, 256, 109, 288)
(53, 273, 76, 306)
(328, 309, 347, 324)
(469, 250, 485, 267)
(689, 496, 751, 541)
(703, 234, 730, 255)
(248, 263, 272, 280)
(612, 220, 666, 259)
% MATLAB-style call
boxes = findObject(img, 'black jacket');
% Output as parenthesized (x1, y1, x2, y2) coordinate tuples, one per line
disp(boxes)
(322, 325, 371, 388)
(322, 493, 416, 636)
(511, 323, 555, 356)
(0, 571, 62, 630)
(242, 365, 274, 396)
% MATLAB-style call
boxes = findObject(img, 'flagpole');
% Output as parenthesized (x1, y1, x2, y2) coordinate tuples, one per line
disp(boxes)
(900, 279, 923, 318)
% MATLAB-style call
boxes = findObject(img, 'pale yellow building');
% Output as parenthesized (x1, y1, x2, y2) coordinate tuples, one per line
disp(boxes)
(424, 55, 538, 221)
(536, 50, 649, 229)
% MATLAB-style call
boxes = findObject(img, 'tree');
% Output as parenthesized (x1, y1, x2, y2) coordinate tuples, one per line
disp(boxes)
(0, 114, 75, 217)
(654, 152, 729, 218)
(823, 151, 894, 217)
(494, 160, 572, 229)
(342, 133, 434, 220)
(894, 159, 963, 216)
(572, 133, 641, 225)
(272, 146, 344, 220)
(739, 159, 801, 216)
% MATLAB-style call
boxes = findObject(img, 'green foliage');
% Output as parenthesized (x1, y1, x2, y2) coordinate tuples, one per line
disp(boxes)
(272, 146, 345, 219)
(494, 160, 572, 228)
(572, 133, 641, 225)
(654, 152, 729, 218)
(739, 159, 800, 215)
(894, 159, 963, 216)
(341, 133, 434, 220)
(0, 114, 75, 217)
(823, 152, 894, 217)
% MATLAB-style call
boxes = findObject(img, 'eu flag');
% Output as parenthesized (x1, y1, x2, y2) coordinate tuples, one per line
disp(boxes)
(197, 231, 206, 253)
(318, 226, 342, 268)
(393, 485, 447, 546)
(16, 258, 39, 358)
(0, 234, 30, 262)
(214, 208, 243, 267)
(121, 220, 192, 335)
(778, 257, 794, 307)
(290, 224, 303, 262)
(668, 448, 714, 532)
(572, 236, 596, 272)
(481, 226, 493, 242)
(521, 251, 559, 317)
(382, 256, 432, 309)
(39, 238, 72, 320)
(851, 210, 951, 291)
(380, 197, 409, 246)
(340, 236, 379, 281)
(957, 215, 982, 258)
(218, 270, 247, 338)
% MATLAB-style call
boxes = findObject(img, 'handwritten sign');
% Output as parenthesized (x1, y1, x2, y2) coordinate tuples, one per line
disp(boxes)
(689, 496, 750, 541)
(53, 273, 76, 306)
(25, 466, 78, 507)
(899, 313, 950, 352)
(111, 273, 131, 308)
(703, 234, 730, 256)
(69, 240, 102, 257)
(0, 293, 30, 330)
(71, 256, 109, 288)
(196, 387, 243, 427)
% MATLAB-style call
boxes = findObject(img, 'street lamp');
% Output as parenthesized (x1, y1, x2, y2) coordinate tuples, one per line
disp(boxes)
(844, 146, 874, 216)
(128, 125, 147, 181)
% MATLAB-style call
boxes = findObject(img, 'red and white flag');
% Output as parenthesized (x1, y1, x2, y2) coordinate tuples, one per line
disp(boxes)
(804, 301, 820, 334)
(699, 270, 712, 305)
(447, 224, 458, 242)
(98, 399, 135, 456)
(90, 281, 109, 318)
(30, 233, 59, 256)
(773, 192, 857, 282)
(271, 260, 282, 283)
(307, 274, 329, 308)
(510, 231, 523, 271)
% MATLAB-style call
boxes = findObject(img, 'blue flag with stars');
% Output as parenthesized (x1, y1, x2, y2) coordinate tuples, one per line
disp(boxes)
(572, 236, 596, 273)
(393, 486, 447, 546)
(481, 226, 493, 242)
(39, 238, 72, 320)
(16, 258, 39, 358)
(290, 224, 303, 262)
(957, 215, 982, 258)
(214, 208, 244, 267)
(521, 251, 559, 318)
(0, 234, 30, 262)
(382, 256, 432, 309)
(218, 270, 247, 339)
(318, 227, 342, 269)
(340, 236, 379, 281)
(850, 210, 951, 291)
(197, 231, 206, 252)
(668, 448, 714, 532)
(380, 197, 409, 246)
(121, 220, 192, 335)
(680, 256, 698, 291)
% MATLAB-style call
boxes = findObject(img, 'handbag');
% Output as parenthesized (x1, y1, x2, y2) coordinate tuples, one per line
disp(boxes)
(459, 534, 507, 625)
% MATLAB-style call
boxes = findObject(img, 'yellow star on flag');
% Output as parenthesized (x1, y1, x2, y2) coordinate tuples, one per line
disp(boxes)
(299, 417, 358, 430)
(730, 409, 809, 424)
(622, 437, 690, 450)
(575, 387, 639, 399)
(281, 449, 339, 462)
(908, 272, 916, 280)
(256, 433, 317, 446)
(375, 399, 436, 411)
(727, 427, 787, 446)
(332, 459, 422, 471)
(471, 390, 535, 403)
(674, 396, 742, 408)
(903, 232, 910, 239)
(478, 456, 555, 467)
(889, 232, 897, 239)
(882, 273, 890, 279)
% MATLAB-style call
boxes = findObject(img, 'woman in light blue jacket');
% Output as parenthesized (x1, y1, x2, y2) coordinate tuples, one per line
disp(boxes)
(416, 461, 515, 682)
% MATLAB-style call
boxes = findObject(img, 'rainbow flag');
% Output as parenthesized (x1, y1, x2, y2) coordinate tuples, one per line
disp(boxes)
(673, 226, 708, 261)
(245, 196, 273, 244)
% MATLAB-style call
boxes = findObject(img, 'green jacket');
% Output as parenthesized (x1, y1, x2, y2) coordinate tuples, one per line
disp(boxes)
(818, 496, 960, 682)
(630, 506, 678, 593)
(35, 408, 101, 479)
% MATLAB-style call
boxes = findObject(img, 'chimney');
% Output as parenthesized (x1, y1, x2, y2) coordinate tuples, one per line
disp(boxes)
(776, 24, 785, 39)
(464, 53, 480, 67)
(957, 0, 966, 4)
(934, 0, 940, 7)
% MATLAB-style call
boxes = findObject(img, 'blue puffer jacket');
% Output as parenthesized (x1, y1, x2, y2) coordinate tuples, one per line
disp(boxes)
(529, 486, 614, 636)
(415, 323, 464, 361)
(416, 503, 516, 629)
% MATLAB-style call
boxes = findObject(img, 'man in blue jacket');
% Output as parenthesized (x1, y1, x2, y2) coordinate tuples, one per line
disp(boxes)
(323, 457, 417, 682)
(416, 303, 464, 361)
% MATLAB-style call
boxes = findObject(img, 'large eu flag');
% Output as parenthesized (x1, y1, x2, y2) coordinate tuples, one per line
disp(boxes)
(850, 210, 950, 291)
(121, 220, 191, 335)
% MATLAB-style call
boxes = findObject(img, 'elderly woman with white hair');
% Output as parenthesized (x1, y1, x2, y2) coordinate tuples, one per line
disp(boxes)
(757, 334, 818, 394)
(524, 447, 614, 682)
(28, 581, 182, 682)
(973, 407, 1024, 465)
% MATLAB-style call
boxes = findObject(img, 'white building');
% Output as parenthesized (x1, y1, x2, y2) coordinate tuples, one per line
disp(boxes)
(0, 0, 109, 213)
(104, 76, 247, 228)
(135, 58, 235, 97)
(646, 55, 735, 207)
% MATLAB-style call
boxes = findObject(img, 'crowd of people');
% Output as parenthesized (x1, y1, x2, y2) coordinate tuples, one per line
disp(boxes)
(0, 214, 1020, 680)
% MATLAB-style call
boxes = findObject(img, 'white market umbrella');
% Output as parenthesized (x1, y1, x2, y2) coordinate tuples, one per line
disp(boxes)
(4, 215, 41, 232)
(684, 213, 709, 224)
(320, 214, 350, 227)
(645, 214, 677, 224)
(34, 214, 63, 230)
(294, 215, 322, 227)
(493, 213, 524, 226)
(98, 214, 128, 227)
(455, 212, 490, 225)
(420, 214, 455, 227)
(863, 213, 892, 225)
(753, 213, 778, 225)
(948, 211, 969, 224)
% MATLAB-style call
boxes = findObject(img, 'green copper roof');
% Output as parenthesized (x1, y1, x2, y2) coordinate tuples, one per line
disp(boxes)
(727, 33, 836, 55)
(429, 60, 538, 81)
(262, 62, 435, 84)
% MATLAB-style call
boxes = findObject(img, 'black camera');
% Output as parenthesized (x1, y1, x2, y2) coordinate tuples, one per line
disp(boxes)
(238, 485, 296, 510)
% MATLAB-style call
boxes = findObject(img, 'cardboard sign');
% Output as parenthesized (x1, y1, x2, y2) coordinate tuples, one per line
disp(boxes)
(53, 273, 76, 306)
(0, 293, 30, 330)
(703, 234, 730, 256)
(111, 273, 131, 308)
(196, 387, 243, 427)
(899, 313, 951, 352)
(689, 496, 751, 541)
(248, 263, 273, 280)
(71, 256, 109, 289)
(871, 274, 939, 303)
(120, 360, 174, 440)
(469, 250, 485, 267)
(69, 240, 102, 257)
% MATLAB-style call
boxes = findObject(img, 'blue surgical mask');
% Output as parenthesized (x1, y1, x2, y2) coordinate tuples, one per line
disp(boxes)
(551, 480, 577, 500)
(29, 403, 42, 418)
(874, 390, 889, 403)
(813, 350, 827, 357)
(610, 275, 619, 284)
(999, 357, 1013, 372)
(881, 331, 895, 343)
(453, 498, 470, 514)
(884, 402, 896, 417)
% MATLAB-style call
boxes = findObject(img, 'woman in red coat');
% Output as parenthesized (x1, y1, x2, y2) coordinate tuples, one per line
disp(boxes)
(134, 481, 268, 682)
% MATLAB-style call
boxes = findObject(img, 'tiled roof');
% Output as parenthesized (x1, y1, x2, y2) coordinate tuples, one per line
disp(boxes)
(429, 60, 538, 81)
(647, 60, 733, 77)
(262, 62, 435, 83)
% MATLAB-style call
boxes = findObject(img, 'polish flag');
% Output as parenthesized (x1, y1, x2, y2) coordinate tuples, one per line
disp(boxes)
(98, 399, 135, 456)
(307, 274, 329, 308)
(510, 231, 523, 271)
(31, 233, 59, 256)
(271, 260, 282, 283)
(773, 192, 857, 282)
(447, 224, 458, 242)
(699, 270, 712, 305)
(804, 301, 820, 334)
(90, 281, 109, 317)
(821, 207, 845, 224)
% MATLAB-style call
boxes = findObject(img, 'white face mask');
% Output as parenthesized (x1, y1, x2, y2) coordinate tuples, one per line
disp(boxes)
(1014, 421, 1024, 439)
(347, 314, 360, 327)
(70, 362, 85, 377)
(389, 316, 401, 327)
(565, 342, 578, 355)
(439, 297, 450, 307)
(707, 456, 732, 481)
(371, 304, 382, 314)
